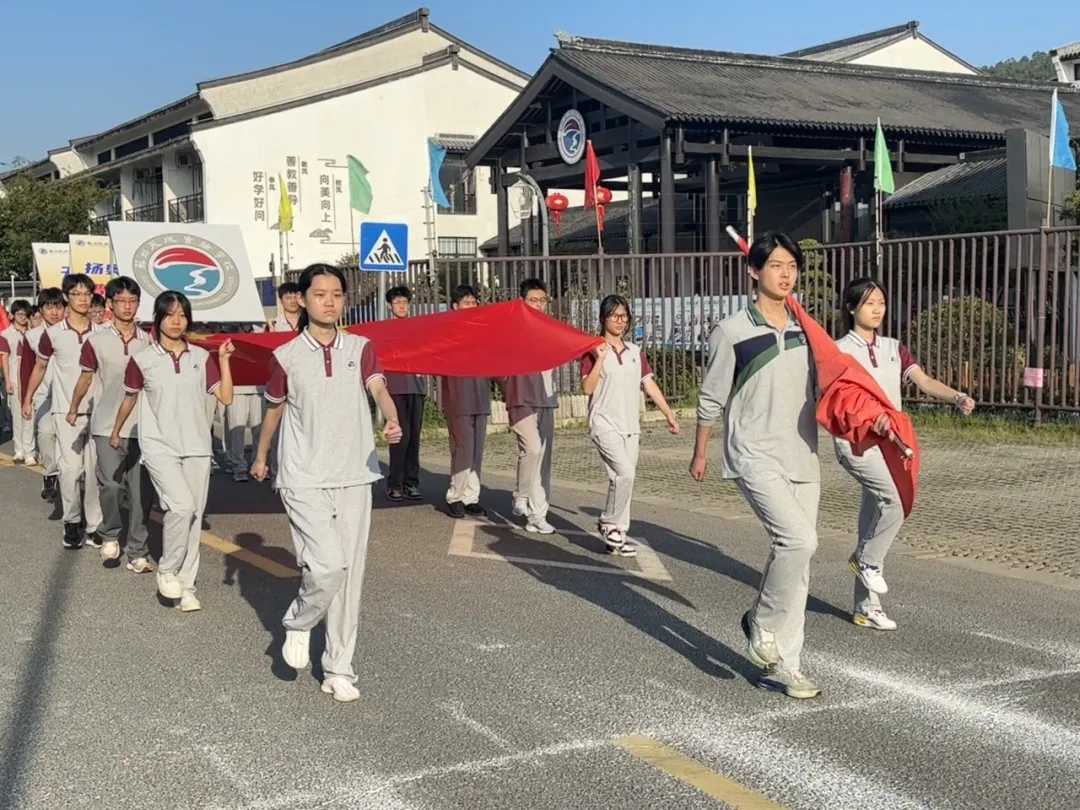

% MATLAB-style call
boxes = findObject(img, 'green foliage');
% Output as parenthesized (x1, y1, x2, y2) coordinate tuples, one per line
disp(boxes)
(1064, 189, 1080, 224)
(980, 51, 1056, 81)
(0, 170, 114, 282)
(648, 347, 702, 401)
(798, 238, 840, 332)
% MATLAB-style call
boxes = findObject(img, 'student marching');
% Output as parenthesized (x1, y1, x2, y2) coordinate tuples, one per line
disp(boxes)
(20, 288, 65, 501)
(0, 300, 34, 465)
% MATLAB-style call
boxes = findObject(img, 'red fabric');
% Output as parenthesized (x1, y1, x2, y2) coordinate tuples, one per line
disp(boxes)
(0, 307, 9, 332)
(786, 296, 920, 517)
(190, 300, 603, 387)
(584, 141, 600, 210)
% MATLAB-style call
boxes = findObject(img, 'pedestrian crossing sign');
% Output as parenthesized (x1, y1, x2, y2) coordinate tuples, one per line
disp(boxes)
(359, 222, 409, 272)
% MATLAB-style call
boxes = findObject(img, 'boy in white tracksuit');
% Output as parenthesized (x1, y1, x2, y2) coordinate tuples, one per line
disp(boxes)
(20, 289, 65, 499)
(0, 300, 34, 463)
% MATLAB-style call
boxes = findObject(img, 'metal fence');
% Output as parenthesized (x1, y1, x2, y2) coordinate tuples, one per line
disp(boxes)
(288, 225, 1080, 417)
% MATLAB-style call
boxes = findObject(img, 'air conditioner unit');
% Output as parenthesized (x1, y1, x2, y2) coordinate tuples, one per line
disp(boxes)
(134, 168, 152, 181)
(175, 153, 194, 168)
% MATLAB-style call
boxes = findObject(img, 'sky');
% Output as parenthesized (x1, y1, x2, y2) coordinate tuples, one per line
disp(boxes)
(0, 0, 1069, 163)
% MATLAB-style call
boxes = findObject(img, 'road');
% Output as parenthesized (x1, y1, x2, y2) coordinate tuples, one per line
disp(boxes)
(0, 441, 1077, 810)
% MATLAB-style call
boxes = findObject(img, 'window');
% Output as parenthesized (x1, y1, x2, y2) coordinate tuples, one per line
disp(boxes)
(1074, 63, 1080, 81)
(437, 237, 478, 257)
(152, 121, 189, 145)
(115, 136, 149, 159)
(437, 155, 477, 216)
(97, 150, 112, 165)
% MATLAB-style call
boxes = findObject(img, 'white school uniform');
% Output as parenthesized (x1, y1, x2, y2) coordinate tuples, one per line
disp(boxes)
(833, 331, 920, 614)
(580, 343, 653, 535)
(441, 375, 490, 506)
(265, 329, 385, 683)
(124, 342, 221, 594)
(20, 326, 58, 475)
(0, 327, 33, 458)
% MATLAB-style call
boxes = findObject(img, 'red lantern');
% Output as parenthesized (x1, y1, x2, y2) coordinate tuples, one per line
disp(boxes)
(546, 192, 570, 235)
(594, 186, 612, 232)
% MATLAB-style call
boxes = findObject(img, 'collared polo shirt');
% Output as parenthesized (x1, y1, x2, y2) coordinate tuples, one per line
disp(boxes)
(697, 303, 819, 482)
(502, 370, 558, 409)
(269, 316, 301, 333)
(441, 376, 491, 418)
(835, 331, 919, 411)
(580, 341, 653, 436)
(124, 342, 221, 459)
(265, 329, 386, 489)
(19, 326, 54, 400)
(80, 325, 152, 437)
(37, 319, 105, 415)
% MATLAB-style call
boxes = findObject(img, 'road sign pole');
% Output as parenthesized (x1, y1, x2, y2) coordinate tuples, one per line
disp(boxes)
(378, 272, 387, 321)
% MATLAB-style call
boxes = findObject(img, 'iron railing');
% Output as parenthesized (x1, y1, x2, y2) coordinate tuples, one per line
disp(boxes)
(125, 202, 164, 222)
(168, 193, 204, 223)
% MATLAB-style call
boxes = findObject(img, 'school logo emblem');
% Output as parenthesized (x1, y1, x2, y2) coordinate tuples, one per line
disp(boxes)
(131, 236, 240, 310)
(346, 359, 357, 371)
(557, 109, 586, 165)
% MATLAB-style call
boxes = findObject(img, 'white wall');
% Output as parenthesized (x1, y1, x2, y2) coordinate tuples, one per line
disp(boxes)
(193, 62, 522, 276)
(851, 37, 976, 75)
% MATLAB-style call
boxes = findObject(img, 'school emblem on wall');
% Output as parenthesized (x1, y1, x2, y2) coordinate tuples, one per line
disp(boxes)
(557, 109, 586, 165)
(130, 236, 240, 310)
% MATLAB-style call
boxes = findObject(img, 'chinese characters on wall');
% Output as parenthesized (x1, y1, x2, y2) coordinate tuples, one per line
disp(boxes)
(249, 156, 357, 245)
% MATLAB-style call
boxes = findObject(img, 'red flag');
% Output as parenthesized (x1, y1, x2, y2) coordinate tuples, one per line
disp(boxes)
(191, 299, 603, 387)
(583, 140, 606, 233)
(787, 296, 920, 517)
(0, 306, 9, 332)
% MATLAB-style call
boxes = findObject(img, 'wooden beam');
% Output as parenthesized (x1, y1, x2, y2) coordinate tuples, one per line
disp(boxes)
(513, 125, 656, 166)
(682, 140, 958, 165)
(501, 148, 661, 187)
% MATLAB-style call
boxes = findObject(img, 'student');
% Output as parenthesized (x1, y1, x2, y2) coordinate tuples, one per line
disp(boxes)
(68, 277, 154, 570)
(441, 285, 490, 518)
(269, 282, 303, 332)
(581, 294, 679, 556)
(690, 232, 822, 700)
(20, 291, 64, 498)
(90, 293, 106, 325)
(499, 278, 558, 534)
(383, 285, 424, 501)
(251, 263, 401, 703)
(23, 276, 105, 548)
(835, 277, 975, 631)
(113, 292, 234, 611)
(0, 299, 34, 464)
(29, 307, 43, 329)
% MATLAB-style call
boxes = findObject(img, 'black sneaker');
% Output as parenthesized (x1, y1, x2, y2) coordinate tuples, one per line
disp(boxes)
(84, 533, 102, 549)
(41, 475, 59, 501)
(403, 485, 422, 501)
(387, 487, 404, 502)
(62, 523, 83, 549)
(464, 503, 487, 517)
(448, 501, 466, 518)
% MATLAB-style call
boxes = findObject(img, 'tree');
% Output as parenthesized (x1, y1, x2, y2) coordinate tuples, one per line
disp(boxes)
(981, 51, 1056, 81)
(0, 167, 113, 282)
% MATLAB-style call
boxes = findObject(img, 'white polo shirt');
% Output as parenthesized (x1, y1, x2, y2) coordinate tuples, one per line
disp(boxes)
(835, 331, 919, 411)
(265, 329, 386, 489)
(37, 319, 105, 416)
(80, 325, 152, 438)
(269, 315, 301, 333)
(124, 342, 221, 459)
(580, 342, 653, 436)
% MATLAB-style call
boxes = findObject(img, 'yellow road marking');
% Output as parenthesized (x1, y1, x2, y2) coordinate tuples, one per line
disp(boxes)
(0, 451, 298, 579)
(614, 735, 788, 810)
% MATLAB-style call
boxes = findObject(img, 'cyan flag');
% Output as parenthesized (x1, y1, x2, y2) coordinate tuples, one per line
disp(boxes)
(427, 140, 451, 208)
(1051, 91, 1077, 171)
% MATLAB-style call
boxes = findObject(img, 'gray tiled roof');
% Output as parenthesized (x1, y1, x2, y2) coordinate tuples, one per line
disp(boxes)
(885, 158, 1007, 209)
(430, 134, 477, 152)
(783, 22, 915, 61)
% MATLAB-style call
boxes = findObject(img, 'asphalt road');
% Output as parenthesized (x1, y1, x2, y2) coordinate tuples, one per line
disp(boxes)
(0, 444, 1077, 810)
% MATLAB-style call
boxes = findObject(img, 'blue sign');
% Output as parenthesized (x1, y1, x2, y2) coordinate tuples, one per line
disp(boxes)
(359, 222, 409, 272)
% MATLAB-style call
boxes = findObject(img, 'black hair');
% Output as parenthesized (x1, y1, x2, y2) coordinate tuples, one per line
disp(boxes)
(451, 284, 477, 306)
(91, 293, 106, 308)
(520, 278, 548, 299)
(8, 299, 31, 316)
(29, 306, 40, 316)
(841, 277, 888, 335)
(38, 288, 64, 308)
(152, 291, 192, 338)
(62, 273, 95, 296)
(747, 232, 803, 273)
(296, 263, 348, 331)
(598, 294, 632, 335)
(105, 276, 141, 300)
(385, 285, 412, 304)
(277, 281, 301, 297)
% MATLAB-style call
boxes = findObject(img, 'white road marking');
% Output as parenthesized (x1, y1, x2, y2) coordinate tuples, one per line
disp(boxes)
(441, 701, 519, 753)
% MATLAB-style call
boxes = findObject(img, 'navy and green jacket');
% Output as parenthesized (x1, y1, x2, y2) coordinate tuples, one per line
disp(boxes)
(696, 303, 819, 482)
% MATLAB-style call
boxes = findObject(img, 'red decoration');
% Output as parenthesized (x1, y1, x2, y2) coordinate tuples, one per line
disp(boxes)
(546, 192, 569, 235)
(594, 185, 612, 233)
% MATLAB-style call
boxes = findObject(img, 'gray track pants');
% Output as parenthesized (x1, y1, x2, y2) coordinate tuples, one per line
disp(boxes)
(509, 405, 554, 521)
(141, 454, 211, 592)
(737, 473, 821, 673)
(592, 431, 640, 534)
(834, 441, 904, 614)
(279, 485, 373, 683)
(446, 414, 487, 506)
(95, 436, 151, 561)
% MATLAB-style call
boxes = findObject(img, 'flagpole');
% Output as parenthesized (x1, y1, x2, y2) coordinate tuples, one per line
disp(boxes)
(875, 187, 884, 271)
(1047, 89, 1059, 228)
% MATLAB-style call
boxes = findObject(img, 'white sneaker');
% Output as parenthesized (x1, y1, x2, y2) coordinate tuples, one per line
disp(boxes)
(741, 611, 780, 668)
(850, 555, 888, 594)
(512, 499, 528, 517)
(156, 572, 183, 600)
(526, 518, 555, 535)
(282, 629, 311, 670)
(853, 608, 898, 631)
(758, 668, 821, 699)
(22, 456, 36, 466)
(126, 556, 156, 573)
(12, 454, 24, 463)
(100, 540, 121, 561)
(179, 591, 201, 612)
(321, 676, 360, 703)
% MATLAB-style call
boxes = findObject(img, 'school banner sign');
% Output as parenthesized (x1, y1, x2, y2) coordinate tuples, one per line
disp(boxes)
(31, 242, 71, 289)
(108, 222, 267, 323)
(69, 234, 120, 294)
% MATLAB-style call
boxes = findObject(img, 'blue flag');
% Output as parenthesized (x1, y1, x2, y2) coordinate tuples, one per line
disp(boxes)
(427, 140, 451, 208)
(1051, 90, 1077, 171)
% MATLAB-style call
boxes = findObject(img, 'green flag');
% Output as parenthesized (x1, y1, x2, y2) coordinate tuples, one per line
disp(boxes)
(347, 154, 373, 214)
(873, 119, 895, 195)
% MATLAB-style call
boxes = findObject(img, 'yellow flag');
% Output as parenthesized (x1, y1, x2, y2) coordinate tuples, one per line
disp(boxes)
(747, 146, 757, 216)
(278, 173, 293, 233)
